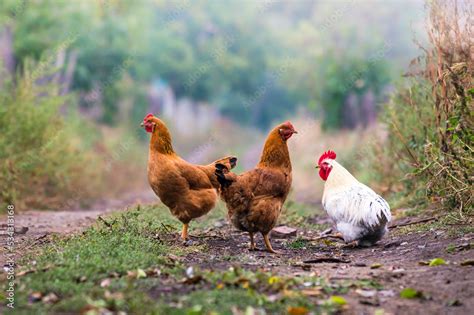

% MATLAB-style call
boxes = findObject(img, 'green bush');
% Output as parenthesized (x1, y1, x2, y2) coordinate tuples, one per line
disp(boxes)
(0, 60, 101, 210)
(370, 0, 473, 215)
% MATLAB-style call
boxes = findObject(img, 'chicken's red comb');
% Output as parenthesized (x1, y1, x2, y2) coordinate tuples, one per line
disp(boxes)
(143, 113, 154, 121)
(318, 150, 337, 164)
(284, 121, 295, 130)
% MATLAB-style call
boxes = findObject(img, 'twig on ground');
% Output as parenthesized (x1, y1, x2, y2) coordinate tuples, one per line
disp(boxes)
(303, 257, 351, 264)
(389, 217, 438, 229)
(98, 216, 112, 228)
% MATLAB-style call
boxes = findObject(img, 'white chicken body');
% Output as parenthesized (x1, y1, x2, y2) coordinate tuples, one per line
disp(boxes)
(322, 159, 391, 246)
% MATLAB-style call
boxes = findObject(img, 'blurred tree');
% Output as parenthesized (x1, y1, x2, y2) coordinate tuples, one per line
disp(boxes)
(0, 0, 423, 129)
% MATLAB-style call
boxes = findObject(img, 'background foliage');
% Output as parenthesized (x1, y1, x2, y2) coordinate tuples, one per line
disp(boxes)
(1, 0, 471, 216)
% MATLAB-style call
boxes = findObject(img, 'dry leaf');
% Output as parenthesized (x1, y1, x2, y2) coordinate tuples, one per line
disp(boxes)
(42, 292, 59, 304)
(301, 288, 322, 296)
(100, 278, 111, 288)
(287, 306, 309, 315)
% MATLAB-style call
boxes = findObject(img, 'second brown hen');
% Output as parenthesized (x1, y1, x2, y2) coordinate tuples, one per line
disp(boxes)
(215, 121, 297, 253)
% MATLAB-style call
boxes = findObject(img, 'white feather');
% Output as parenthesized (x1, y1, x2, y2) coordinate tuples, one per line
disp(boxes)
(321, 159, 391, 243)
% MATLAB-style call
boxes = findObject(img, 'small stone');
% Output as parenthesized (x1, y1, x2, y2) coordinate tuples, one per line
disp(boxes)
(379, 290, 395, 298)
(14, 226, 29, 234)
(356, 289, 376, 298)
(271, 226, 297, 239)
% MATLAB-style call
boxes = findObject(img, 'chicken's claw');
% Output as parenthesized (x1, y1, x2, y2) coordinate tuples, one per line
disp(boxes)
(263, 233, 281, 254)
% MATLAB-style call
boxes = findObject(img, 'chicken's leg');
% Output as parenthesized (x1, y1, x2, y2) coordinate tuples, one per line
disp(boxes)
(249, 232, 256, 251)
(181, 223, 189, 240)
(263, 233, 278, 254)
(330, 232, 344, 240)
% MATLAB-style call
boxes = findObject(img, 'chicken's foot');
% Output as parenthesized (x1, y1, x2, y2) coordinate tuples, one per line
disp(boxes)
(311, 232, 345, 242)
(341, 240, 359, 248)
(263, 233, 279, 254)
(249, 232, 256, 251)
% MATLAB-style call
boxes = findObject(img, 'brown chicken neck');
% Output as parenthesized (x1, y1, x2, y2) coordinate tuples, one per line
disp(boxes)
(149, 119, 175, 155)
(258, 127, 292, 171)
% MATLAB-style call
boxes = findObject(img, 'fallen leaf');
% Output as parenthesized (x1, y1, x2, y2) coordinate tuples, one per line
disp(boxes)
(287, 306, 309, 315)
(400, 288, 423, 299)
(283, 290, 297, 298)
(329, 295, 347, 305)
(268, 276, 280, 284)
(41, 292, 59, 304)
(370, 263, 383, 269)
(136, 268, 147, 279)
(100, 279, 111, 288)
(301, 288, 322, 296)
(429, 258, 446, 266)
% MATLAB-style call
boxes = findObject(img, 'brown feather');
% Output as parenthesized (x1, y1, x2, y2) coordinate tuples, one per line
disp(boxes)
(146, 116, 236, 225)
(218, 122, 294, 237)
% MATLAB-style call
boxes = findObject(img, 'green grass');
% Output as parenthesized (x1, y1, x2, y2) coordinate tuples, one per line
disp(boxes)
(287, 237, 309, 249)
(3, 205, 192, 314)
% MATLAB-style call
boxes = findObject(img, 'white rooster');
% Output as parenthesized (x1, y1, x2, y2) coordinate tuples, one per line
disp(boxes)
(317, 150, 391, 246)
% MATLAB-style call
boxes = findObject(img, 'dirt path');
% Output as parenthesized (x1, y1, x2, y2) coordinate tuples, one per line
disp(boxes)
(165, 219, 474, 315)
(0, 191, 156, 267)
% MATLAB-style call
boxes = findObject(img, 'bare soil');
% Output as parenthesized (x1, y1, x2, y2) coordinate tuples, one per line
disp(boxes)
(163, 219, 474, 315)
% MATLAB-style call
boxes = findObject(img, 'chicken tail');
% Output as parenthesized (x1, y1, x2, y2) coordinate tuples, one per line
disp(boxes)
(213, 156, 238, 170)
(215, 163, 236, 188)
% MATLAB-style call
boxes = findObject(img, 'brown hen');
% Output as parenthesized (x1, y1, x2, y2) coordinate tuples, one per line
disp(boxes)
(142, 114, 237, 240)
(215, 121, 297, 253)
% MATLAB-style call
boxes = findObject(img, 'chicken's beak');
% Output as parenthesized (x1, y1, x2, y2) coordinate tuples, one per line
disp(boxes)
(140, 122, 144, 128)
(315, 165, 320, 169)
(293, 130, 298, 134)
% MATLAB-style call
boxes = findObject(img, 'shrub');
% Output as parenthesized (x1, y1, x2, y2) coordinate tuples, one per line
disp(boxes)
(0, 60, 102, 210)
(372, 0, 473, 215)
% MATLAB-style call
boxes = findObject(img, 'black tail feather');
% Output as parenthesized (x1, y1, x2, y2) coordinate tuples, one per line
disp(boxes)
(215, 163, 232, 188)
